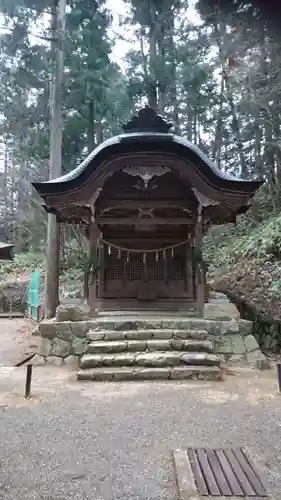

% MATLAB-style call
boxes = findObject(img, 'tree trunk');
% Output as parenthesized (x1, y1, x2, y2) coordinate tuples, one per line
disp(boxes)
(166, 10, 180, 132)
(212, 73, 224, 169)
(3, 136, 8, 222)
(214, 21, 247, 177)
(87, 99, 95, 153)
(271, 41, 281, 189)
(254, 120, 263, 178)
(263, 113, 275, 188)
(223, 68, 247, 178)
(273, 110, 281, 187)
(44, 0, 66, 318)
(148, 22, 158, 111)
(157, 19, 166, 114)
(15, 155, 27, 252)
(186, 106, 193, 141)
(193, 113, 198, 144)
(259, 35, 275, 189)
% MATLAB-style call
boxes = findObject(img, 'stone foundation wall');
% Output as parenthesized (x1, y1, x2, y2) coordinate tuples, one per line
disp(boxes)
(212, 319, 265, 365)
(34, 300, 269, 368)
(224, 294, 281, 354)
(37, 318, 96, 366)
(34, 304, 95, 366)
(205, 292, 267, 365)
(252, 320, 281, 353)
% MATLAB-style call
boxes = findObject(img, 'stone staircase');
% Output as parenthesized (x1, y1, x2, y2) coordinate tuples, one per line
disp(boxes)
(37, 298, 267, 375)
(77, 315, 222, 382)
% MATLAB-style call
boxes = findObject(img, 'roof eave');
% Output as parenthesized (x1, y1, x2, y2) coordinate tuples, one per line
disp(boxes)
(32, 132, 265, 198)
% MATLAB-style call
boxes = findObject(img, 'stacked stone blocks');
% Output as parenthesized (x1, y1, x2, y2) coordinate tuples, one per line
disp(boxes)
(34, 301, 269, 379)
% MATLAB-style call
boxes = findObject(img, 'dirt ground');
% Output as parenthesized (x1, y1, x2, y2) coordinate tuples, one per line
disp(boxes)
(0, 318, 38, 366)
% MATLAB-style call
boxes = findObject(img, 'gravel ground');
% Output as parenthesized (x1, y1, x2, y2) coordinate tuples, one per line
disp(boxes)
(0, 365, 280, 500)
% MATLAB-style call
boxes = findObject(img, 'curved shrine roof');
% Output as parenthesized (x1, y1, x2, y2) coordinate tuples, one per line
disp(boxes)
(32, 107, 264, 220)
(33, 132, 263, 195)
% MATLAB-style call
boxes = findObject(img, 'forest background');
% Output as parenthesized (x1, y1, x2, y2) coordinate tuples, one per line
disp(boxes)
(1, 0, 281, 314)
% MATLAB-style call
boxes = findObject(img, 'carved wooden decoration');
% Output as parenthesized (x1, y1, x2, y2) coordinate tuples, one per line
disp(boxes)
(192, 188, 219, 208)
(123, 165, 171, 188)
(122, 106, 173, 133)
(137, 208, 154, 219)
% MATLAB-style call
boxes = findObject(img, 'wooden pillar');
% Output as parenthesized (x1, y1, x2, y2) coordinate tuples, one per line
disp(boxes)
(185, 242, 193, 296)
(143, 254, 148, 282)
(163, 251, 168, 284)
(84, 220, 98, 302)
(98, 239, 105, 298)
(44, 215, 60, 318)
(195, 205, 204, 316)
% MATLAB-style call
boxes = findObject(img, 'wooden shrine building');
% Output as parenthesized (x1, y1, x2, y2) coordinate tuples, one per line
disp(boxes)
(0, 242, 14, 261)
(32, 107, 263, 314)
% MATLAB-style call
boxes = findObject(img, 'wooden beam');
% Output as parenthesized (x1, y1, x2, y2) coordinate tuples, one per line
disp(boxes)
(97, 199, 195, 212)
(97, 217, 194, 225)
(100, 238, 188, 244)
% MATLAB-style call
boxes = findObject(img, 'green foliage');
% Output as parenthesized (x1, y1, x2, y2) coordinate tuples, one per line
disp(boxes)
(197, 0, 281, 32)
(268, 279, 281, 297)
(0, 251, 44, 278)
(205, 213, 281, 274)
(59, 266, 84, 298)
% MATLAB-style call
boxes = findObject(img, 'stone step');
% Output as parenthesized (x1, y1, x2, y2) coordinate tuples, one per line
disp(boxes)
(80, 351, 220, 369)
(98, 310, 197, 317)
(87, 329, 209, 342)
(88, 317, 220, 333)
(86, 339, 213, 355)
(77, 365, 222, 381)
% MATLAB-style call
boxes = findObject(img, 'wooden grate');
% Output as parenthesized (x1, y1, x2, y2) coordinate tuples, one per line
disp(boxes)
(169, 262, 185, 280)
(126, 254, 144, 281)
(104, 248, 189, 282)
(104, 255, 124, 280)
(187, 447, 267, 497)
(168, 247, 185, 281)
(147, 254, 164, 281)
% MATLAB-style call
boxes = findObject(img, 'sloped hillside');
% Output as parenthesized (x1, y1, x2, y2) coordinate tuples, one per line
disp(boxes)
(205, 215, 281, 320)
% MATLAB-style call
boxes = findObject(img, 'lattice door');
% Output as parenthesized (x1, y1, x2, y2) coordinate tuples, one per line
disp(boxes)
(168, 246, 185, 281)
(104, 252, 145, 281)
(126, 253, 144, 281)
(147, 253, 164, 281)
(104, 253, 125, 280)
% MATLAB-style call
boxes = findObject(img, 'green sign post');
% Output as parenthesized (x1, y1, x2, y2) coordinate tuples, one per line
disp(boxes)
(27, 270, 42, 322)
